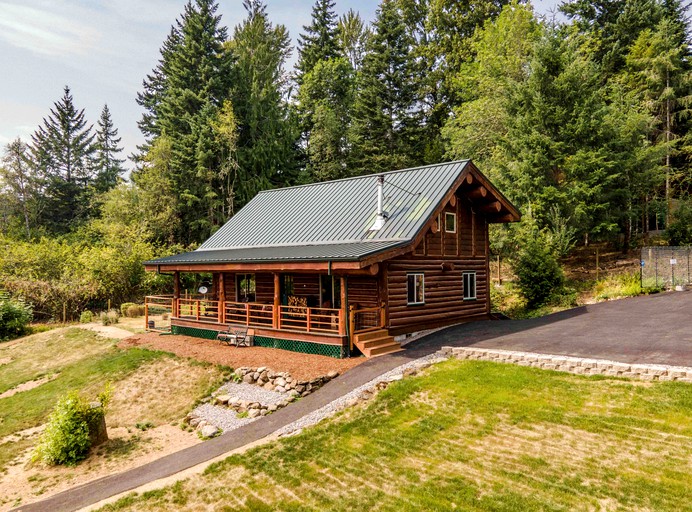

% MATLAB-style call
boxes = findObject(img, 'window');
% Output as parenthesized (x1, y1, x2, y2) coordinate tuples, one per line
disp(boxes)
(445, 212, 456, 233)
(463, 272, 477, 300)
(236, 274, 256, 302)
(407, 273, 425, 305)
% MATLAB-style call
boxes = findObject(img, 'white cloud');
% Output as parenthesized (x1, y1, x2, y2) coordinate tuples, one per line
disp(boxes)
(0, 2, 99, 57)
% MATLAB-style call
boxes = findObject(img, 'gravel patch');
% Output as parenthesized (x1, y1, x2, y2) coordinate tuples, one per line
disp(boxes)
(192, 403, 258, 432)
(274, 353, 449, 437)
(216, 381, 286, 405)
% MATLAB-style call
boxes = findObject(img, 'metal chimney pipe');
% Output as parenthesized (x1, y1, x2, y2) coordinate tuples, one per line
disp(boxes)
(370, 175, 387, 231)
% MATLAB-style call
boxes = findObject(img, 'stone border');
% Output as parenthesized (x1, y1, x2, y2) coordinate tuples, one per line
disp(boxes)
(439, 346, 692, 382)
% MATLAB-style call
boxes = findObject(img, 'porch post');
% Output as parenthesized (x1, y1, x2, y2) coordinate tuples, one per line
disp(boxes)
(340, 275, 348, 339)
(273, 273, 280, 329)
(218, 273, 225, 324)
(173, 271, 180, 318)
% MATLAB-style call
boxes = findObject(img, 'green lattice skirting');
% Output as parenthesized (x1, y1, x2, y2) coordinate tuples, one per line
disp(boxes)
(171, 325, 348, 358)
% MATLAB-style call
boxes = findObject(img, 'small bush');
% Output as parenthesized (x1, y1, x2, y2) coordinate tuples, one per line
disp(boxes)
(0, 291, 33, 341)
(100, 309, 120, 325)
(514, 237, 564, 308)
(135, 421, 154, 431)
(120, 302, 137, 316)
(79, 310, 94, 323)
(127, 304, 146, 317)
(32, 386, 112, 466)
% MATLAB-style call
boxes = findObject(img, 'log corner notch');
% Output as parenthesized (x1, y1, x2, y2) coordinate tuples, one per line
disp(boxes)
(458, 164, 521, 224)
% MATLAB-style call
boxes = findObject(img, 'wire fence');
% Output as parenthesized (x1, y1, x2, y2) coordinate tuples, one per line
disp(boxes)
(640, 246, 692, 289)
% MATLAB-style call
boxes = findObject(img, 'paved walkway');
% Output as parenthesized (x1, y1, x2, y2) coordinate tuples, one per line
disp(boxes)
(15, 291, 692, 512)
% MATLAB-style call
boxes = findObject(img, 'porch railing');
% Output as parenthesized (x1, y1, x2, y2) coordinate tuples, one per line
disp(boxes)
(279, 305, 341, 334)
(350, 304, 386, 334)
(224, 301, 274, 327)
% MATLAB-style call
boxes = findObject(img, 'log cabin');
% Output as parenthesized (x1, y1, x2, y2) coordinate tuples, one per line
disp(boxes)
(144, 160, 519, 358)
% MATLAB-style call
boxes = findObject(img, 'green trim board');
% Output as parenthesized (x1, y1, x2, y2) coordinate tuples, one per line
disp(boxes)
(170, 325, 348, 358)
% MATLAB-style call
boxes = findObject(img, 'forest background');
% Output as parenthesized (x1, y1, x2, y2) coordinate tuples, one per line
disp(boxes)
(0, 0, 690, 322)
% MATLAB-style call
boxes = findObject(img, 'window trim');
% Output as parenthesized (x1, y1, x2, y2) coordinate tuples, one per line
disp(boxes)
(445, 211, 457, 233)
(407, 273, 425, 305)
(463, 271, 477, 301)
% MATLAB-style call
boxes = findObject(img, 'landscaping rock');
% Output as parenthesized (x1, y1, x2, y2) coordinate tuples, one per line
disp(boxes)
(215, 395, 231, 405)
(247, 409, 261, 419)
(327, 370, 338, 379)
(200, 425, 219, 438)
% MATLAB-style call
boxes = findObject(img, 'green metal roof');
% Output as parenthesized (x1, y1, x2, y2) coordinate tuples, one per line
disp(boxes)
(146, 160, 515, 266)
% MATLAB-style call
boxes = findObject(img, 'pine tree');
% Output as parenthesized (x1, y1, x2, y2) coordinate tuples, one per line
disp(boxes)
(30, 86, 95, 233)
(231, 0, 299, 200)
(295, 0, 339, 84)
(349, 0, 421, 175)
(94, 104, 125, 193)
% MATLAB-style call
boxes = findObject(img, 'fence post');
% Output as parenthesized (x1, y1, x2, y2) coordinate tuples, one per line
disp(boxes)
(306, 308, 311, 333)
(245, 303, 250, 326)
(196, 300, 200, 321)
(145, 303, 149, 331)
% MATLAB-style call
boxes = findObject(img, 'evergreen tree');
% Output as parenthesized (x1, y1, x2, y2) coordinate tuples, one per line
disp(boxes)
(30, 86, 95, 233)
(94, 104, 125, 193)
(231, 0, 299, 200)
(349, 0, 422, 175)
(295, 0, 339, 84)
(136, 0, 232, 244)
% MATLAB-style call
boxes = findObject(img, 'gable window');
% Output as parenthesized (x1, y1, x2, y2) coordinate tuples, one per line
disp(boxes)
(407, 273, 425, 305)
(463, 272, 476, 300)
(445, 212, 456, 233)
(236, 274, 256, 302)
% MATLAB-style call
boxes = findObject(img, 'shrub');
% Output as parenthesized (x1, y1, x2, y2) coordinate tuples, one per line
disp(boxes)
(514, 237, 564, 308)
(594, 273, 642, 300)
(100, 309, 120, 326)
(32, 386, 112, 466)
(120, 302, 137, 316)
(79, 310, 94, 323)
(0, 291, 33, 341)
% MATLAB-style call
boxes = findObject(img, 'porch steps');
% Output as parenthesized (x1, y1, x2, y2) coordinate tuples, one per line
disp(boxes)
(353, 329, 403, 358)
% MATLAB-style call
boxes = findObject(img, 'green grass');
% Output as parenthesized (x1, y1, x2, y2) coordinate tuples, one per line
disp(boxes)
(99, 360, 692, 512)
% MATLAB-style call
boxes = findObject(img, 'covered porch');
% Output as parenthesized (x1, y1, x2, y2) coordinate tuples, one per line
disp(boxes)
(144, 269, 386, 358)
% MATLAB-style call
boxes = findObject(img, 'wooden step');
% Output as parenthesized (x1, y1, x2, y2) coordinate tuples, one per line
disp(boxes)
(353, 328, 402, 357)
(353, 329, 390, 343)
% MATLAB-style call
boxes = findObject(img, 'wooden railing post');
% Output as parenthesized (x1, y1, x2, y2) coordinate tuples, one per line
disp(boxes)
(380, 302, 386, 328)
(196, 300, 200, 321)
(245, 303, 250, 326)
(338, 309, 346, 336)
(306, 307, 311, 332)
(145, 302, 149, 331)
(273, 273, 280, 329)
(348, 306, 356, 352)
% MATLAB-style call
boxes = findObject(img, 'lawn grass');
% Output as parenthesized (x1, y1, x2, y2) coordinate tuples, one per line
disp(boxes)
(101, 360, 692, 512)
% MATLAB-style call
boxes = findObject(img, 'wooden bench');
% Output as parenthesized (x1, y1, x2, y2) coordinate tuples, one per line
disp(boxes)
(217, 325, 250, 347)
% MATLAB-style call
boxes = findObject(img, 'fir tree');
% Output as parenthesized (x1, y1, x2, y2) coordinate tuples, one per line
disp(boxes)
(337, 9, 370, 71)
(349, 0, 421, 175)
(94, 104, 125, 193)
(231, 0, 299, 200)
(295, 0, 339, 84)
(30, 86, 95, 233)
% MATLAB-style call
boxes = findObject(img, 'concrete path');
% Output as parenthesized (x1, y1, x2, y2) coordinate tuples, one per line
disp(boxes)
(14, 291, 692, 512)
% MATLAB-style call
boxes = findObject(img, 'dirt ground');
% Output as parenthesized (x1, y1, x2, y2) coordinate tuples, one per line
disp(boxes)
(119, 332, 364, 382)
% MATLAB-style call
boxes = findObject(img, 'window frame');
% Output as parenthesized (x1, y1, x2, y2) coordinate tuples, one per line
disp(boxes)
(445, 211, 457, 233)
(236, 273, 256, 302)
(463, 271, 477, 301)
(406, 273, 425, 305)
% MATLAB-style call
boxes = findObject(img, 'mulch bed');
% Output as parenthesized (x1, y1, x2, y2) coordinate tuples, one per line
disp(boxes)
(119, 333, 364, 381)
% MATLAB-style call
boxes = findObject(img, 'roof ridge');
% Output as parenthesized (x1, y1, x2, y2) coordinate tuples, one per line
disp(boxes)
(197, 239, 408, 252)
(256, 160, 471, 195)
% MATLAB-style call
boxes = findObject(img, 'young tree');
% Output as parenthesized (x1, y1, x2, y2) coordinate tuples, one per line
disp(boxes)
(93, 104, 125, 193)
(0, 138, 41, 238)
(30, 86, 95, 233)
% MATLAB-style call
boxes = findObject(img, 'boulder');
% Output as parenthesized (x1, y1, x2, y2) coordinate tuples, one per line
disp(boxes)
(327, 370, 338, 380)
(274, 377, 287, 387)
(243, 374, 254, 384)
(189, 417, 201, 428)
(263, 382, 275, 391)
(200, 425, 219, 438)
(257, 366, 267, 374)
(215, 394, 231, 405)
(247, 409, 261, 418)
(275, 385, 286, 393)
(268, 404, 278, 412)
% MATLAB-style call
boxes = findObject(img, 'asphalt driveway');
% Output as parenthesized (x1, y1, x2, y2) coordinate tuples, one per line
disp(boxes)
(409, 290, 692, 367)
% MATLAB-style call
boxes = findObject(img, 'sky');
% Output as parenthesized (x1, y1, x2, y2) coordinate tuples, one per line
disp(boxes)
(0, 0, 562, 168)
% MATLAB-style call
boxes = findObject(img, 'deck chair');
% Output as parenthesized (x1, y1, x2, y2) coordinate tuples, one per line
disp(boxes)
(217, 325, 249, 347)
